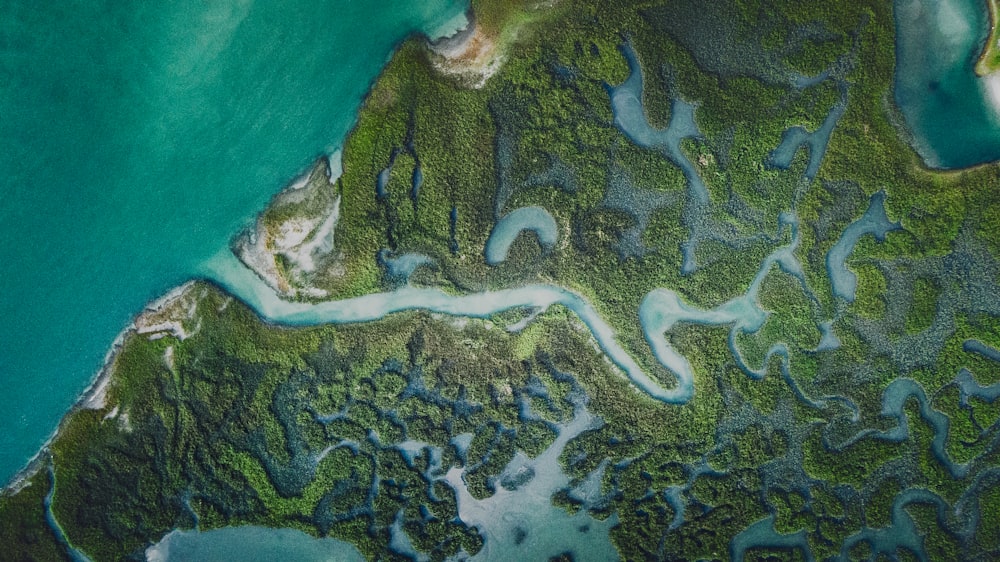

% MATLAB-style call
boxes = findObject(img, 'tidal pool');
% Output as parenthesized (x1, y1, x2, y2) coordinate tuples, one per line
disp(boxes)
(443, 397, 620, 561)
(825, 191, 901, 303)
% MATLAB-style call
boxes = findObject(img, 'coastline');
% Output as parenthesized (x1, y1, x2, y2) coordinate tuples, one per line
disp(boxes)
(1, 332, 129, 495)
(6, 0, 995, 500)
(426, 7, 505, 88)
(423, 1, 561, 88)
(976, 0, 1000, 77)
(889, 0, 1000, 174)
(888, 87, 1000, 177)
(232, 156, 344, 300)
(885, 91, 1000, 177)
(0, 5, 484, 497)
(5, 1, 1000, 559)
(2, 282, 198, 495)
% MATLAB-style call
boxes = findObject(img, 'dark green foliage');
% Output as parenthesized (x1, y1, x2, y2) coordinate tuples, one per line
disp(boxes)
(5, 0, 1000, 559)
(0, 470, 68, 562)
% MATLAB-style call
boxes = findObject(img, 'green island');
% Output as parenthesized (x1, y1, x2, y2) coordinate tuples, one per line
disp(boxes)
(4, 0, 1000, 560)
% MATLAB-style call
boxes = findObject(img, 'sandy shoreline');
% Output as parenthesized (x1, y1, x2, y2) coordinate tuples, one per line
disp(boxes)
(426, 8, 504, 88)
(976, 0, 1000, 76)
(233, 155, 343, 300)
(2, 2, 500, 497)
(427, 7, 476, 56)
(2, 282, 198, 495)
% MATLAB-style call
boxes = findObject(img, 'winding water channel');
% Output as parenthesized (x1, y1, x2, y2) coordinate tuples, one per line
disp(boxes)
(136, 1, 1000, 557)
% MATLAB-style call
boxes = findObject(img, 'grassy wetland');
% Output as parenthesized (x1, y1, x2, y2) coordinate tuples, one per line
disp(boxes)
(4, 0, 1000, 560)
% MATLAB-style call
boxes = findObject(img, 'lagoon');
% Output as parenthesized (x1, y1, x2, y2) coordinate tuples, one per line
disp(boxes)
(894, 0, 1000, 168)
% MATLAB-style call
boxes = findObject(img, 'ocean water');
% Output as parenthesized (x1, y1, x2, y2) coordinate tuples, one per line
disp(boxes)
(894, 0, 1000, 168)
(0, 0, 467, 484)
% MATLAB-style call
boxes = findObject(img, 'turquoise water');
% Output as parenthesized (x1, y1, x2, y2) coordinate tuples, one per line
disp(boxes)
(145, 527, 364, 562)
(0, 0, 467, 484)
(894, 0, 1000, 168)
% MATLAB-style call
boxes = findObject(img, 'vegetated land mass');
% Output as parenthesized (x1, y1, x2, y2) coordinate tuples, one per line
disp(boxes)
(4, 0, 1000, 560)
(977, 0, 1000, 75)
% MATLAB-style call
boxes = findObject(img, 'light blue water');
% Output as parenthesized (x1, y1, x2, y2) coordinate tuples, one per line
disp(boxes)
(730, 515, 813, 562)
(484, 206, 559, 265)
(379, 250, 435, 282)
(203, 249, 682, 402)
(43, 467, 91, 562)
(0, 0, 469, 484)
(766, 82, 847, 181)
(443, 396, 620, 561)
(608, 42, 709, 274)
(825, 191, 901, 303)
(894, 0, 1000, 168)
(145, 526, 365, 562)
(837, 488, 937, 561)
(203, 213, 835, 408)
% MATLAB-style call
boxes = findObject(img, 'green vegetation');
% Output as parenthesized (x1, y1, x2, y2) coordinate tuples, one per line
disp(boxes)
(977, 0, 1000, 76)
(3, 0, 1000, 559)
(0, 469, 68, 562)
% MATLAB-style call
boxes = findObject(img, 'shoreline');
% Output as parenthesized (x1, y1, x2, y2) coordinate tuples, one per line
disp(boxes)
(1, 327, 131, 495)
(1, 6, 483, 496)
(885, 61, 1000, 175)
(425, 7, 505, 88)
(890, 87, 1000, 176)
(2, 282, 197, 495)
(976, 0, 1000, 77)
(6, 0, 996, 498)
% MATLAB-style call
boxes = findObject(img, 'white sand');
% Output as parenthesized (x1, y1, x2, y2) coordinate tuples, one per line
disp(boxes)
(234, 157, 343, 297)
(982, 73, 1000, 122)
(429, 19, 504, 89)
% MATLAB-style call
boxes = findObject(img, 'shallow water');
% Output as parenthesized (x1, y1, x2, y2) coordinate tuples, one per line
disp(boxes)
(145, 526, 365, 562)
(206, 212, 840, 407)
(894, 0, 1000, 168)
(826, 191, 901, 302)
(730, 515, 813, 562)
(484, 206, 559, 265)
(608, 42, 714, 274)
(443, 398, 620, 561)
(203, 249, 680, 402)
(766, 83, 846, 181)
(380, 251, 435, 282)
(0, 0, 468, 484)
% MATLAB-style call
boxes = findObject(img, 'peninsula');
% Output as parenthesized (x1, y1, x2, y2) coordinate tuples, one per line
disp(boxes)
(977, 0, 1000, 76)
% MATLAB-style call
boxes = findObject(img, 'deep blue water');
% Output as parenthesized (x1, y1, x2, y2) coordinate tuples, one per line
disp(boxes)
(0, 0, 467, 484)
